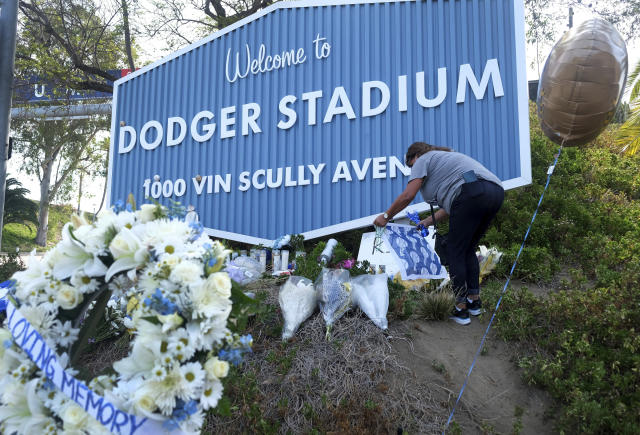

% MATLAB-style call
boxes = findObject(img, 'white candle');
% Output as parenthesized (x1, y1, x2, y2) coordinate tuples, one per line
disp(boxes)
(273, 250, 281, 272)
(259, 251, 267, 272)
(281, 250, 289, 270)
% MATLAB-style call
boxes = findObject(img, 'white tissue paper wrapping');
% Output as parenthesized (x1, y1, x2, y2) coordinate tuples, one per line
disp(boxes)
(352, 274, 389, 330)
(279, 275, 317, 340)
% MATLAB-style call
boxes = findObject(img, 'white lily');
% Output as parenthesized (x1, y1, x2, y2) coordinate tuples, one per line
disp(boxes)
(53, 224, 107, 280)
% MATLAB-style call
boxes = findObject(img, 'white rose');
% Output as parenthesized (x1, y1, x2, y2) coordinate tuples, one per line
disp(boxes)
(132, 386, 157, 414)
(204, 357, 229, 379)
(170, 261, 203, 285)
(57, 284, 83, 310)
(190, 282, 231, 319)
(138, 204, 157, 223)
(206, 272, 232, 299)
(63, 404, 89, 429)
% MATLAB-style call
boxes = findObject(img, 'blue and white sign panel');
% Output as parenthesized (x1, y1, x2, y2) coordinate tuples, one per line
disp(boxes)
(384, 224, 447, 280)
(108, 0, 530, 244)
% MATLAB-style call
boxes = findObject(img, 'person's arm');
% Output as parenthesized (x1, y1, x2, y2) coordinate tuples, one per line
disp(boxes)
(419, 208, 448, 227)
(373, 178, 423, 227)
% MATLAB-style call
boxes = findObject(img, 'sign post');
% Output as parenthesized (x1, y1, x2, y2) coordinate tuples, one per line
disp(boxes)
(0, 0, 19, 251)
(109, 0, 530, 244)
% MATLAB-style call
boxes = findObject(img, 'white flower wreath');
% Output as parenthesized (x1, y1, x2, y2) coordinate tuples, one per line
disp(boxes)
(0, 201, 252, 434)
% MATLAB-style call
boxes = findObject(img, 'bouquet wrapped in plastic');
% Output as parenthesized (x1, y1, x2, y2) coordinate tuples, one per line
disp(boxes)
(279, 276, 316, 340)
(352, 274, 389, 330)
(315, 268, 352, 337)
(477, 245, 503, 283)
(225, 255, 263, 284)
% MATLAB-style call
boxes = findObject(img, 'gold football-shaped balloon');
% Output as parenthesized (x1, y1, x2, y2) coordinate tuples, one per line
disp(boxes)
(537, 19, 628, 147)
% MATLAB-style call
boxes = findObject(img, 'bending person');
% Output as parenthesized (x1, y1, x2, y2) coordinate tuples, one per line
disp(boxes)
(373, 142, 504, 325)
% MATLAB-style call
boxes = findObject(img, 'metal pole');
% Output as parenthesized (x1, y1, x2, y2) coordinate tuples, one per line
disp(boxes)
(0, 0, 19, 251)
(11, 102, 113, 120)
(568, 7, 574, 29)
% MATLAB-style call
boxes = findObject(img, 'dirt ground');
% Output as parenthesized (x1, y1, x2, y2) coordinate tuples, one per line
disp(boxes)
(390, 313, 554, 434)
(241, 276, 557, 434)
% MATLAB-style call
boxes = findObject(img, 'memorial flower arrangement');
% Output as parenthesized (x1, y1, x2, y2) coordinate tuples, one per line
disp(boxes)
(0, 201, 253, 434)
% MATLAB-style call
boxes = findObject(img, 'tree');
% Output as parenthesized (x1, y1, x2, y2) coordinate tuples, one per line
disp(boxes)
(12, 116, 109, 245)
(524, 1, 640, 77)
(616, 60, 640, 155)
(525, 0, 560, 77)
(563, 0, 640, 40)
(140, 0, 275, 52)
(72, 136, 110, 215)
(16, 0, 136, 95)
(3, 177, 38, 230)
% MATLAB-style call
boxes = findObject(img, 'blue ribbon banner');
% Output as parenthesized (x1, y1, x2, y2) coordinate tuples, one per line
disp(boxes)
(0, 284, 178, 435)
(383, 224, 447, 281)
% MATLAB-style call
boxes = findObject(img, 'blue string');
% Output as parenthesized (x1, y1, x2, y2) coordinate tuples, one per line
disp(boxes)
(443, 146, 563, 433)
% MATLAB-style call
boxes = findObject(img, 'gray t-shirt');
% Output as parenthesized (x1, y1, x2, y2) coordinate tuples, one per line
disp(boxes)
(408, 151, 502, 214)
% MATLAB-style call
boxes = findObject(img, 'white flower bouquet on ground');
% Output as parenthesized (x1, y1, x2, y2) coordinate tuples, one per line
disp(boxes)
(0, 201, 253, 434)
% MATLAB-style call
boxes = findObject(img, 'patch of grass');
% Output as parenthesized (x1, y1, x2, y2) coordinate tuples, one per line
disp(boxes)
(447, 421, 462, 435)
(265, 343, 299, 375)
(431, 359, 446, 374)
(512, 405, 524, 434)
(1, 223, 36, 252)
(388, 278, 423, 319)
(2, 202, 74, 252)
(418, 289, 455, 321)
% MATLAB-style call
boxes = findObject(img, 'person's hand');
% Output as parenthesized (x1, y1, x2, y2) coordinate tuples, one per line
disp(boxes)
(419, 218, 431, 228)
(373, 214, 388, 227)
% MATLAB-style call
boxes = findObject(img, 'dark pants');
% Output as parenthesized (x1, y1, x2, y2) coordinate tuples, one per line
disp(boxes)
(447, 180, 504, 303)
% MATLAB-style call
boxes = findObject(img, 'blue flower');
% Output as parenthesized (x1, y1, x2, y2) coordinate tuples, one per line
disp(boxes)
(189, 222, 204, 241)
(144, 289, 179, 315)
(239, 334, 253, 349)
(112, 200, 126, 214)
(218, 348, 244, 366)
(406, 212, 429, 237)
(42, 379, 55, 391)
(162, 418, 181, 431)
(406, 211, 420, 224)
(0, 299, 6, 312)
(218, 334, 254, 366)
(184, 400, 198, 415)
(164, 399, 198, 430)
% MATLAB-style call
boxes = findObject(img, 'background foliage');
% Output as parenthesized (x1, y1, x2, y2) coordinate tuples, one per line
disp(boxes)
(480, 103, 640, 433)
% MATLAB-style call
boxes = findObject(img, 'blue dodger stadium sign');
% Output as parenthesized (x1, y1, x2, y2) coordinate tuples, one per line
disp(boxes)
(108, 0, 530, 244)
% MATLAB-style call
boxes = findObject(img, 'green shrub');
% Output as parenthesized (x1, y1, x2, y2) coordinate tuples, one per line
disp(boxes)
(477, 103, 640, 433)
(484, 103, 640, 285)
(0, 252, 25, 282)
(492, 285, 640, 433)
